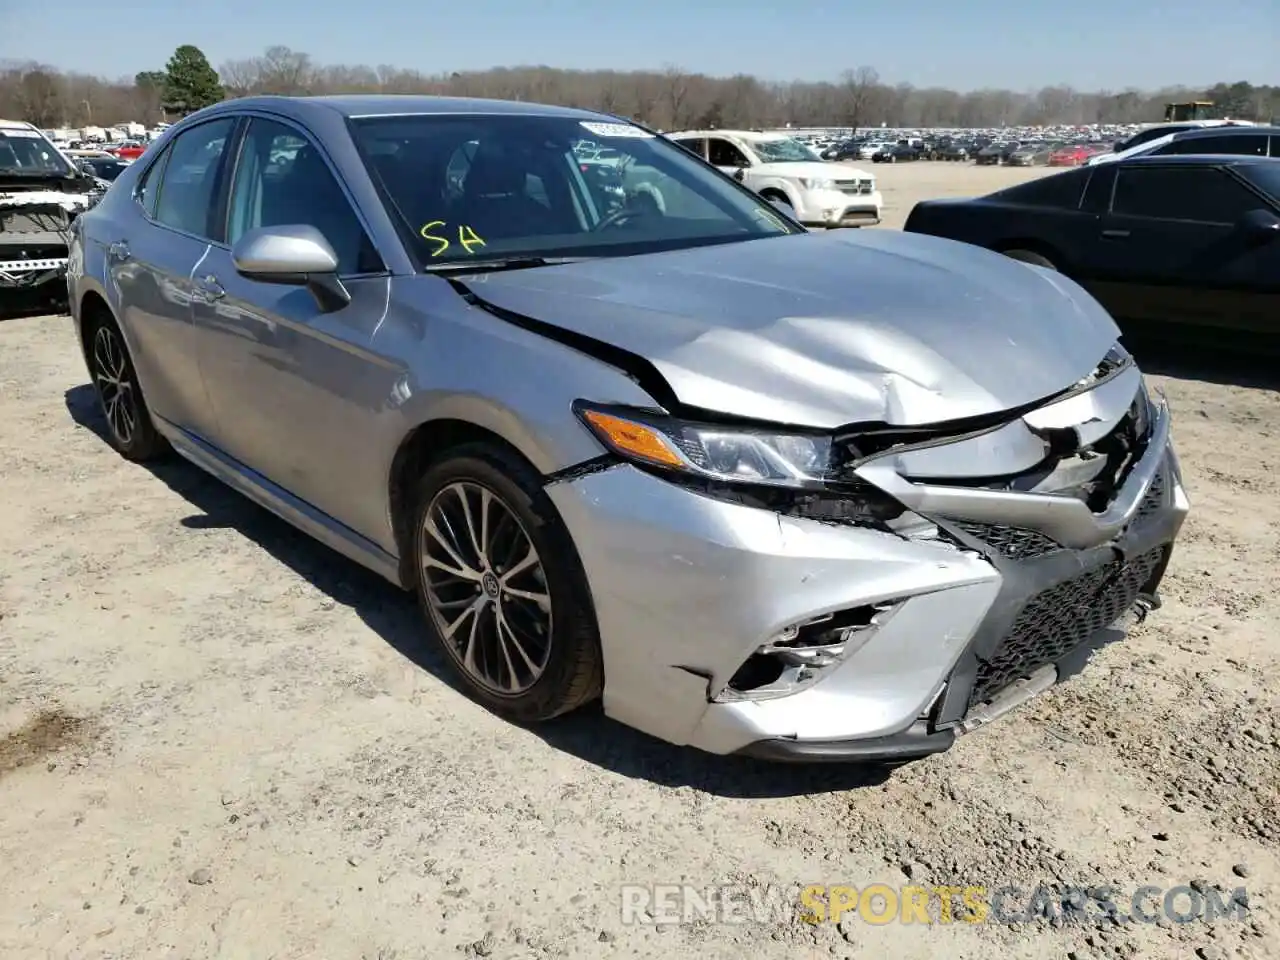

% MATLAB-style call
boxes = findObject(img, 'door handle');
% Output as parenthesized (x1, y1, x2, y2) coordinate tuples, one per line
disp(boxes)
(1100, 229, 1130, 239)
(196, 274, 225, 301)
(107, 240, 130, 262)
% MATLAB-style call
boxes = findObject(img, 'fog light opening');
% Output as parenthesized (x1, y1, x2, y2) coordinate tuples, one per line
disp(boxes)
(719, 601, 900, 701)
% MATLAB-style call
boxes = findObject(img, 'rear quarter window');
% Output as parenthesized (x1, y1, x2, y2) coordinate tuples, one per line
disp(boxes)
(988, 169, 1089, 210)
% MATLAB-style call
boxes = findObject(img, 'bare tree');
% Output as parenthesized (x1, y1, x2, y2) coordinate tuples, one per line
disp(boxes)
(839, 66, 880, 133)
(661, 66, 691, 130)
(1, 49, 1277, 131)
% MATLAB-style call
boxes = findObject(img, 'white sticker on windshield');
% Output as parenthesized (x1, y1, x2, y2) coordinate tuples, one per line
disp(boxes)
(579, 121, 653, 139)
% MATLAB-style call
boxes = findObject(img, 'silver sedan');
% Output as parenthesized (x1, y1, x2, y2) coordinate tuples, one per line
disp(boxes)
(66, 96, 1188, 762)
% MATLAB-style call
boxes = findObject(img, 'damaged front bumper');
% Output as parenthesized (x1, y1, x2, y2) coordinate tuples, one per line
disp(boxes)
(546, 379, 1188, 762)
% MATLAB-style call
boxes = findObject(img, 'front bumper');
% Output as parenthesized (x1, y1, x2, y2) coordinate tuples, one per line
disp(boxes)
(797, 188, 883, 228)
(546, 397, 1187, 761)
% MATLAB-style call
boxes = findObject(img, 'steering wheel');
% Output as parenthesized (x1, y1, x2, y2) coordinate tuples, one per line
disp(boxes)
(592, 203, 653, 232)
(593, 189, 662, 232)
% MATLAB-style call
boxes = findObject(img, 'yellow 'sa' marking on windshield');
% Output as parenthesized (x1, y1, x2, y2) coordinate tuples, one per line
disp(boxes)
(419, 221, 487, 257)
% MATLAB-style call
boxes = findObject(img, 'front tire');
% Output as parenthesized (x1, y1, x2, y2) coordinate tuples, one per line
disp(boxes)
(412, 443, 603, 722)
(1001, 248, 1058, 271)
(85, 311, 168, 461)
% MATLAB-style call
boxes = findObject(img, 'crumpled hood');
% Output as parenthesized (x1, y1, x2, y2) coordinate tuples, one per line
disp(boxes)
(461, 229, 1120, 428)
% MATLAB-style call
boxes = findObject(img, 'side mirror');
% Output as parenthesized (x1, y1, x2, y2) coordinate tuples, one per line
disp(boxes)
(230, 224, 351, 311)
(733, 167, 746, 182)
(1238, 208, 1280, 243)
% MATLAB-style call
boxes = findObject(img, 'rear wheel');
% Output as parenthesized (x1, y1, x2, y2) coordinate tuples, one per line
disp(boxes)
(85, 311, 168, 461)
(412, 443, 603, 722)
(1001, 248, 1058, 271)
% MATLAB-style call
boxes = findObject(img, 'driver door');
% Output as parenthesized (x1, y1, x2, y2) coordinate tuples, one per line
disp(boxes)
(1081, 162, 1277, 330)
(706, 137, 753, 185)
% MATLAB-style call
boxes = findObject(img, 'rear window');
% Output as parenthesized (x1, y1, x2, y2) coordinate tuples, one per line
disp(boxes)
(989, 169, 1089, 209)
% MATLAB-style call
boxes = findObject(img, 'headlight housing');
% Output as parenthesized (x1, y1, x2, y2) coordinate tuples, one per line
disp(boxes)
(575, 403, 837, 488)
(798, 176, 836, 190)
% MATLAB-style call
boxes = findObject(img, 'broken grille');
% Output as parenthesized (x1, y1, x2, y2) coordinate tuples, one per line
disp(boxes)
(950, 520, 1062, 560)
(967, 544, 1168, 711)
(1131, 470, 1166, 527)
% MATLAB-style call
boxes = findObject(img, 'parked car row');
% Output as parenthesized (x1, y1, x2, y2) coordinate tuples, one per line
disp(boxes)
(64, 94, 1189, 763)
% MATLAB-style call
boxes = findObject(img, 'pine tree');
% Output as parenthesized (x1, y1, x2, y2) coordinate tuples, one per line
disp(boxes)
(161, 45, 224, 116)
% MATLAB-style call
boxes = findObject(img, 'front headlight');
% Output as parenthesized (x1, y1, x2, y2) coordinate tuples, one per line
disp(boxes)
(798, 177, 836, 191)
(574, 403, 836, 488)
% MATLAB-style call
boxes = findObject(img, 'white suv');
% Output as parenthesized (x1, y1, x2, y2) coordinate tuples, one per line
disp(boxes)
(667, 129, 882, 227)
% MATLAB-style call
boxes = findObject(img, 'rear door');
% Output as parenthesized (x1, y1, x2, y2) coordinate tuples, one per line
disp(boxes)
(1079, 163, 1264, 326)
(668, 137, 707, 161)
(109, 117, 237, 439)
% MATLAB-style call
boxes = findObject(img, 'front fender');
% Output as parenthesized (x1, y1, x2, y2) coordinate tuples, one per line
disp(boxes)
(382, 286, 666, 482)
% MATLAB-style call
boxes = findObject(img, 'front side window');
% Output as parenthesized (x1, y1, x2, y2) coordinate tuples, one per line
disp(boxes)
(1240, 162, 1280, 201)
(350, 114, 795, 268)
(153, 118, 236, 240)
(707, 138, 751, 167)
(1111, 166, 1259, 223)
(226, 117, 382, 274)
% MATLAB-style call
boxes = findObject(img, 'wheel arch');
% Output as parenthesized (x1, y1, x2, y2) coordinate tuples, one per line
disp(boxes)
(76, 288, 116, 367)
(386, 412, 589, 589)
(993, 237, 1070, 273)
(757, 185, 796, 208)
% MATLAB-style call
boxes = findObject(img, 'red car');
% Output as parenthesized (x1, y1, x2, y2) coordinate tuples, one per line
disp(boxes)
(1046, 144, 1096, 167)
(111, 141, 148, 160)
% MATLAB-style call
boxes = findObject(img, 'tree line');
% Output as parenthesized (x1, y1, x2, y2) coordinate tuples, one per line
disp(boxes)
(2, 44, 1276, 132)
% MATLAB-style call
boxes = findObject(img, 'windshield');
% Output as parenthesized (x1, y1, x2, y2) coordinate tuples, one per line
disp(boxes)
(0, 128, 75, 176)
(351, 114, 797, 266)
(750, 137, 821, 163)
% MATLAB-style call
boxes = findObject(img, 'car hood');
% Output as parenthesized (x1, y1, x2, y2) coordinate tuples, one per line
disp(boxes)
(756, 160, 873, 180)
(460, 230, 1120, 428)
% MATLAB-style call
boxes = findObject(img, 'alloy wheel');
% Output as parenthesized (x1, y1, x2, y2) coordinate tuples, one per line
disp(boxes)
(419, 481, 554, 696)
(92, 324, 137, 445)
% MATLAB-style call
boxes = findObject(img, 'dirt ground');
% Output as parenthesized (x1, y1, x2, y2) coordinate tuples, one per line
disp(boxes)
(1, 162, 1277, 960)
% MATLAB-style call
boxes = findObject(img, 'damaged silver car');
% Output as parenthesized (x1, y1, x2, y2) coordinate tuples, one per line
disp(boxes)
(1, 120, 105, 314)
(66, 96, 1189, 761)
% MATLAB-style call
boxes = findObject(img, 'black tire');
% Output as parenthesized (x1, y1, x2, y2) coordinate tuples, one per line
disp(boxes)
(1001, 248, 1058, 271)
(411, 442, 603, 723)
(84, 310, 169, 461)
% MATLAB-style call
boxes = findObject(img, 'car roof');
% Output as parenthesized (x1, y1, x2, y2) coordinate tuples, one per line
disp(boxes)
(198, 94, 613, 123)
(0, 118, 38, 130)
(1116, 154, 1276, 168)
(1170, 125, 1280, 140)
(667, 129, 783, 141)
